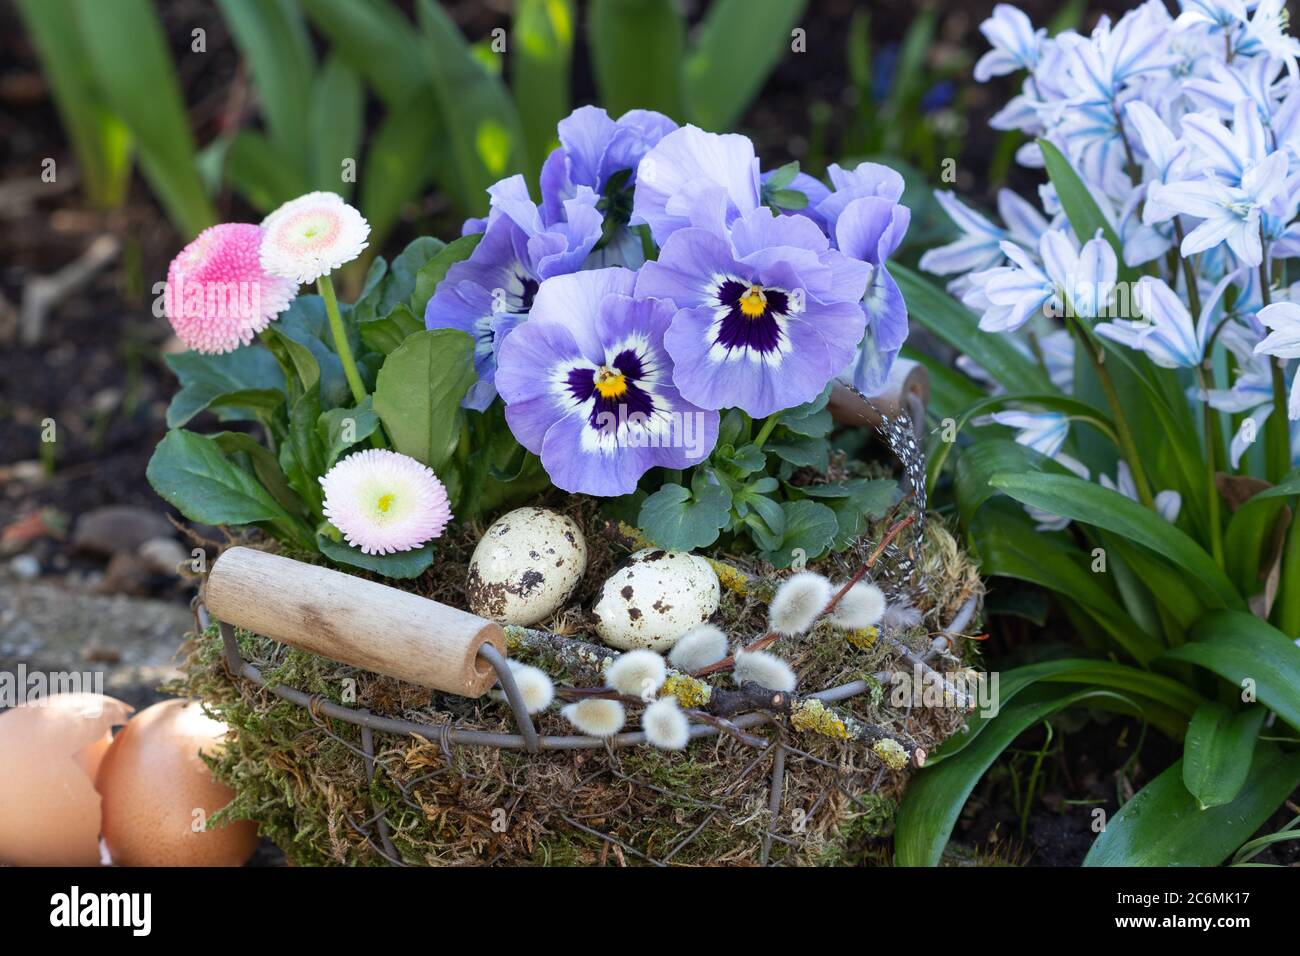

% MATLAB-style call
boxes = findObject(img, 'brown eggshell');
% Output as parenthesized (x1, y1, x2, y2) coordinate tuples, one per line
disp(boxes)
(96, 699, 257, 867)
(0, 692, 133, 866)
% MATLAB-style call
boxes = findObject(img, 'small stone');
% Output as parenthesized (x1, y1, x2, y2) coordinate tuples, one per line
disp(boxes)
(73, 506, 174, 557)
(9, 554, 40, 580)
(98, 551, 152, 596)
(137, 537, 187, 576)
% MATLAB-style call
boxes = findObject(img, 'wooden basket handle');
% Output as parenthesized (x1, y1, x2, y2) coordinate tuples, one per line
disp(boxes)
(204, 547, 505, 697)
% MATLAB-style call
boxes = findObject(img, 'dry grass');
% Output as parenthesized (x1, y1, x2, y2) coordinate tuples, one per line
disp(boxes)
(175, 505, 983, 866)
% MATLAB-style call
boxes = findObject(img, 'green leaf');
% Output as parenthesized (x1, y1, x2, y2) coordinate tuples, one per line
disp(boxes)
(1164, 610, 1300, 731)
(779, 384, 834, 438)
(278, 383, 327, 519)
(925, 391, 1118, 493)
(410, 234, 484, 317)
(685, 0, 807, 129)
(953, 436, 1067, 526)
(308, 55, 365, 198)
(1038, 138, 1135, 283)
(1224, 471, 1300, 597)
(358, 304, 425, 356)
(147, 429, 299, 531)
(766, 434, 830, 472)
(990, 472, 1243, 609)
(893, 263, 1053, 395)
(764, 499, 839, 568)
(71, 0, 215, 236)
(1183, 703, 1267, 810)
(222, 130, 308, 212)
(272, 297, 353, 407)
(416, 0, 526, 216)
(896, 684, 1136, 866)
(318, 401, 380, 468)
(927, 657, 1202, 769)
(799, 478, 898, 551)
(360, 101, 441, 251)
(164, 349, 286, 428)
(513, 0, 574, 173)
(588, 0, 686, 118)
(299, 0, 429, 106)
(970, 506, 1163, 663)
(1084, 743, 1300, 866)
(638, 481, 732, 551)
(216, 0, 314, 168)
(15, 0, 132, 208)
(372, 329, 476, 471)
(210, 431, 305, 520)
(316, 535, 435, 579)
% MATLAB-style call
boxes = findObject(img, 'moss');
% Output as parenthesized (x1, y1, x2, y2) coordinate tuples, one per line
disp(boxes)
(176, 510, 982, 866)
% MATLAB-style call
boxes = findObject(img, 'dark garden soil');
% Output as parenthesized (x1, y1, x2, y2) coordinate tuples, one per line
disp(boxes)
(2, 0, 1286, 868)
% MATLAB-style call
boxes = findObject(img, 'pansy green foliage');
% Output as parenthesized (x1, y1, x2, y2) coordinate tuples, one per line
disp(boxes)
(148, 234, 545, 578)
(149, 95, 919, 581)
(896, 2, 1300, 867)
(634, 389, 898, 567)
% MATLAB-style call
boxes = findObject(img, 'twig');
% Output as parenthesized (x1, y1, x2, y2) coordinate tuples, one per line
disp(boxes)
(692, 514, 917, 678)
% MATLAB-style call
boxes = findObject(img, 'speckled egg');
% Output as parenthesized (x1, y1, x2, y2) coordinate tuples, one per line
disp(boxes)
(467, 508, 587, 626)
(593, 549, 720, 651)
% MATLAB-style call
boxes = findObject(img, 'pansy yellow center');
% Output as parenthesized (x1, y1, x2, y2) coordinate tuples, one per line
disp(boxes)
(594, 365, 628, 399)
(376, 492, 396, 514)
(739, 284, 768, 318)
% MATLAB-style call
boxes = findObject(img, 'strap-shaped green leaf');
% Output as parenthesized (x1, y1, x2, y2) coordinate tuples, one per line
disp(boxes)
(1182, 703, 1267, 810)
(990, 472, 1243, 609)
(1084, 742, 1300, 866)
(1165, 610, 1300, 731)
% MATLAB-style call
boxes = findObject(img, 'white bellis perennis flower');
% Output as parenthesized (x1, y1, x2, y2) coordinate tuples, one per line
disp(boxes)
(768, 572, 833, 636)
(668, 624, 728, 672)
(642, 698, 691, 750)
(319, 449, 452, 555)
(606, 649, 667, 698)
(260, 191, 371, 284)
(561, 699, 626, 737)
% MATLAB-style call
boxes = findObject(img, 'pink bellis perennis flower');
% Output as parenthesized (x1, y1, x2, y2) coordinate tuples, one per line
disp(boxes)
(163, 223, 298, 354)
(319, 449, 452, 555)
(259, 191, 371, 285)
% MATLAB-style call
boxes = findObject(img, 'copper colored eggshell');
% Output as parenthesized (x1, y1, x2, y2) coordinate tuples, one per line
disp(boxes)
(96, 699, 257, 867)
(0, 692, 133, 866)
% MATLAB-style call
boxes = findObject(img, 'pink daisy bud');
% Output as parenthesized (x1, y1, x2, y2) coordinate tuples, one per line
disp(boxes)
(164, 223, 298, 354)
(319, 449, 452, 555)
(259, 191, 370, 284)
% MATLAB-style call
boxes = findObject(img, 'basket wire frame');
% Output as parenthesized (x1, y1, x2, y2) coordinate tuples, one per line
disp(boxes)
(193, 399, 966, 866)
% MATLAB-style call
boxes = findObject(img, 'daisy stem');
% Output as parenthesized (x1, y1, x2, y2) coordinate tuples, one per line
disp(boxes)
(752, 412, 783, 449)
(317, 273, 368, 408)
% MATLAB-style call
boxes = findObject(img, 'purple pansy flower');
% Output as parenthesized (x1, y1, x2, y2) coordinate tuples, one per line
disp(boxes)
(540, 106, 677, 268)
(494, 269, 719, 496)
(636, 206, 871, 418)
(631, 125, 763, 246)
(807, 163, 912, 394)
(425, 175, 602, 410)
